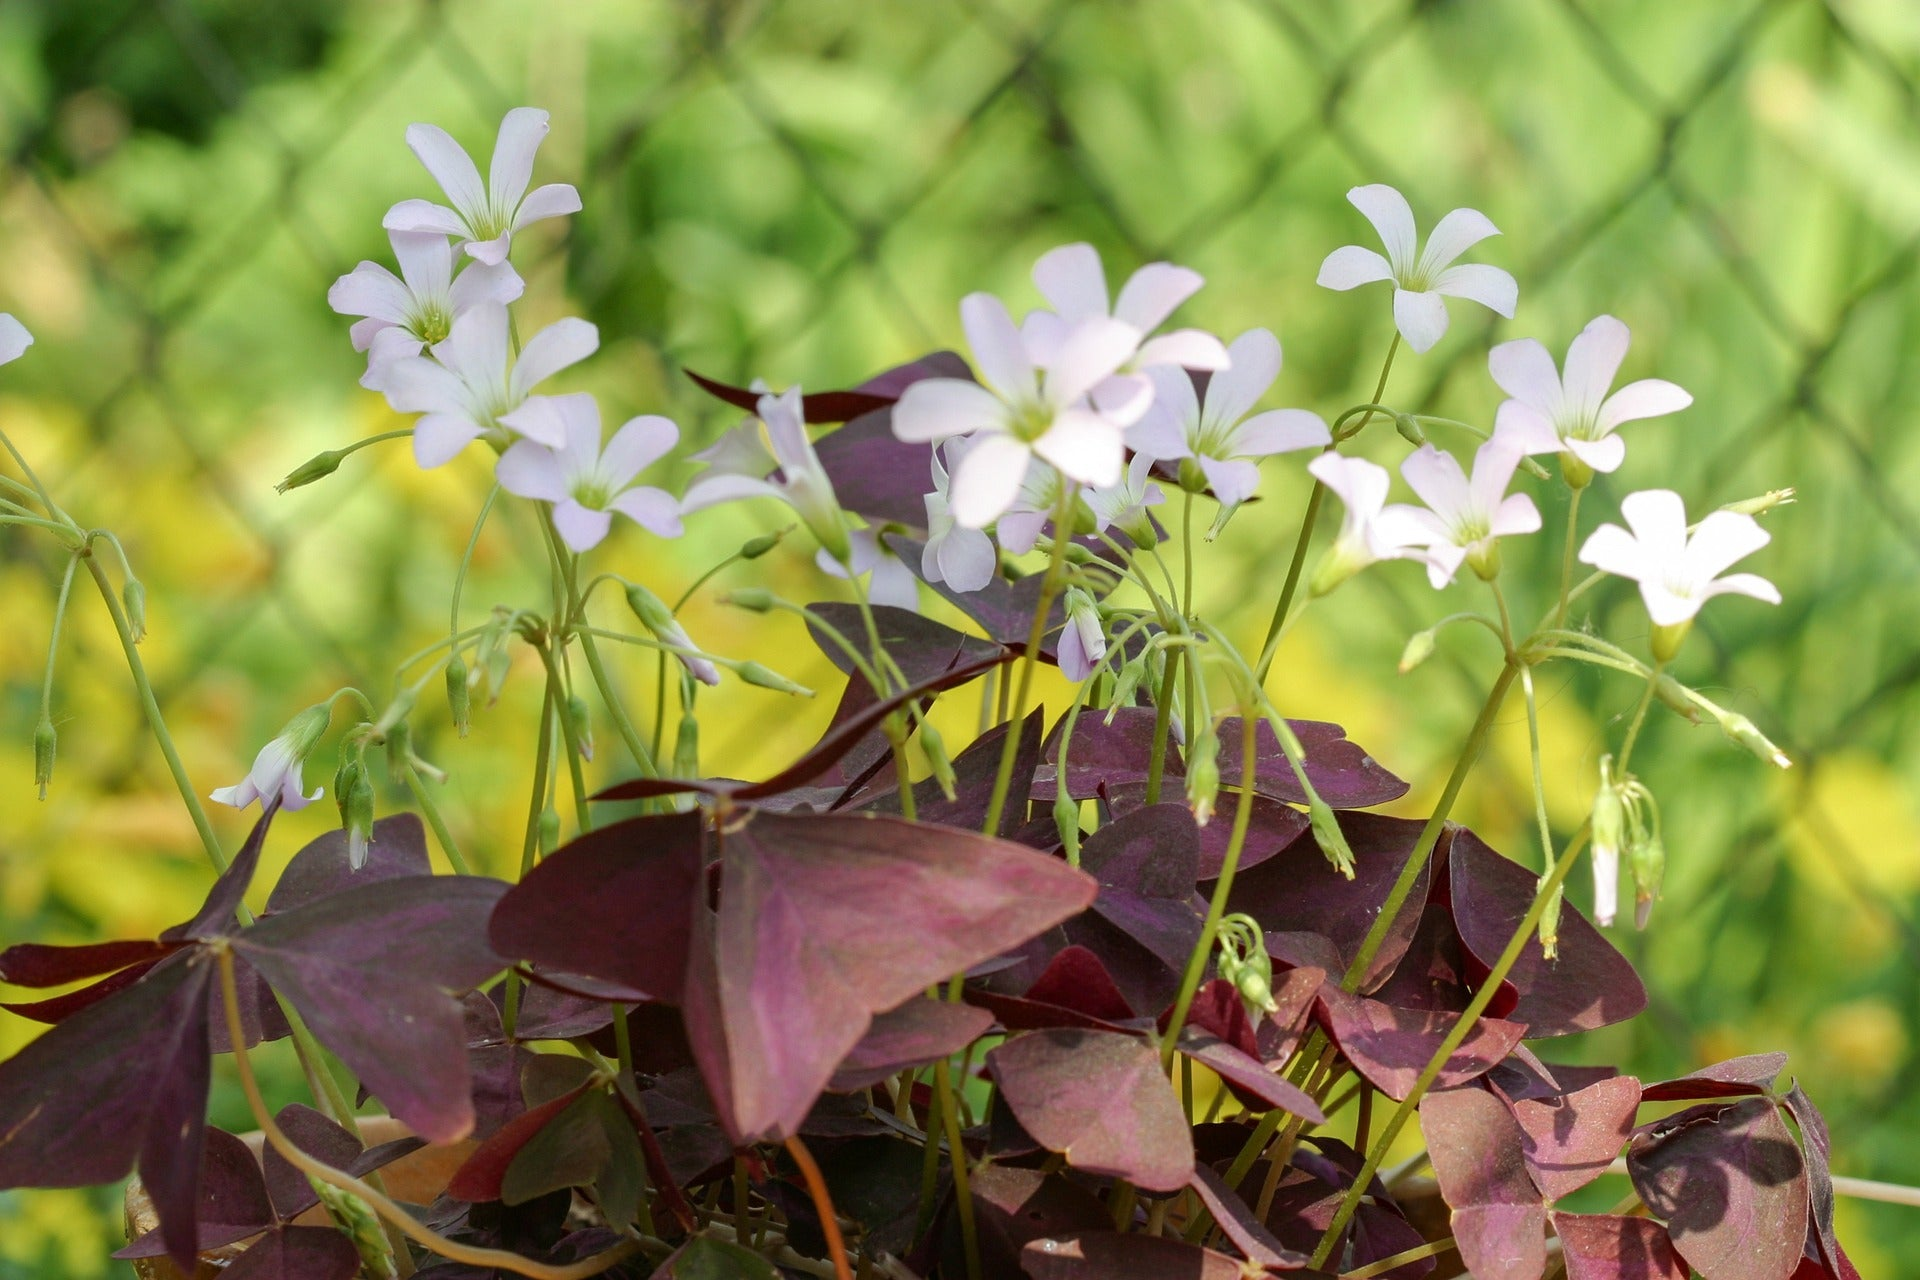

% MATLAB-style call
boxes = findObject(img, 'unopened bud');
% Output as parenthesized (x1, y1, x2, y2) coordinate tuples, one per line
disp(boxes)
(32, 716, 55, 800)
(344, 771, 376, 871)
(385, 719, 412, 785)
(1719, 488, 1795, 518)
(1628, 828, 1665, 931)
(1398, 628, 1438, 674)
(275, 449, 345, 494)
(1537, 879, 1564, 960)
(1717, 710, 1790, 769)
(737, 662, 812, 696)
(673, 714, 700, 780)
(724, 587, 775, 613)
(445, 657, 472, 737)
(333, 753, 363, 827)
(565, 694, 595, 762)
(740, 528, 788, 559)
(312, 1180, 391, 1278)
(1654, 674, 1705, 724)
(1307, 798, 1356, 878)
(1393, 414, 1426, 447)
(1053, 789, 1081, 863)
(1108, 654, 1148, 709)
(538, 807, 560, 853)
(1590, 759, 1625, 928)
(624, 582, 677, 634)
(122, 580, 147, 644)
(1185, 725, 1221, 827)
(918, 720, 956, 801)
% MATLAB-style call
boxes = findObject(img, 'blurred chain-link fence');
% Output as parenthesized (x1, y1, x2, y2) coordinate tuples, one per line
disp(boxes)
(3, 0, 1919, 1271)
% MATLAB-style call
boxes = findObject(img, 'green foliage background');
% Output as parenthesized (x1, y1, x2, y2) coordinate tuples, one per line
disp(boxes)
(0, 0, 1917, 1272)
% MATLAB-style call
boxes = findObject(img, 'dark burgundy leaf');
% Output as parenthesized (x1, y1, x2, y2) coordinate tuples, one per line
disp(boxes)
(1214, 717, 1409, 809)
(1367, 904, 1502, 1016)
(1511, 1074, 1641, 1200)
(169, 809, 276, 941)
(1316, 986, 1526, 1100)
(1167, 978, 1258, 1055)
(1041, 707, 1179, 800)
(1067, 805, 1205, 1004)
(1186, 1163, 1311, 1268)
(500, 983, 619, 1042)
(687, 351, 966, 424)
(1552, 1212, 1689, 1280)
(489, 812, 702, 1004)
(1639, 1052, 1787, 1102)
(1448, 828, 1647, 1035)
(115, 1126, 275, 1258)
(448, 1083, 596, 1203)
(1262, 1159, 1432, 1279)
(222, 1227, 363, 1280)
(207, 955, 293, 1053)
(1627, 1097, 1809, 1280)
(808, 602, 1006, 683)
(865, 708, 1044, 838)
(502, 1091, 613, 1206)
(263, 1105, 365, 1221)
(265, 813, 433, 913)
(1226, 813, 1434, 991)
(1419, 1087, 1545, 1280)
(0, 956, 165, 1023)
(1177, 1031, 1325, 1121)
(988, 1029, 1194, 1191)
(1255, 966, 1326, 1066)
(654, 1233, 784, 1278)
(967, 945, 1138, 1033)
(1782, 1083, 1859, 1280)
(0, 937, 180, 988)
(685, 810, 1096, 1142)
(815, 409, 938, 527)
(829, 995, 994, 1091)
(235, 876, 510, 1144)
(138, 958, 217, 1270)
(1020, 1231, 1250, 1279)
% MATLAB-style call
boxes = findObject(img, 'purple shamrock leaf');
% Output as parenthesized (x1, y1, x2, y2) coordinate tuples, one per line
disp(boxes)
(1781, 1084, 1861, 1280)
(1214, 716, 1409, 809)
(1019, 1231, 1264, 1279)
(829, 995, 995, 1091)
(988, 1028, 1194, 1192)
(265, 813, 433, 914)
(966, 944, 1138, 1033)
(1551, 1212, 1689, 1280)
(1627, 1097, 1809, 1280)
(1510, 1074, 1641, 1201)
(1315, 984, 1527, 1101)
(1639, 1052, 1787, 1102)
(1419, 1086, 1547, 1280)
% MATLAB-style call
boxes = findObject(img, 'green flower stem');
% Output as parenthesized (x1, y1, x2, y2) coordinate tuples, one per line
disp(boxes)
(0, 426, 62, 517)
(521, 681, 558, 876)
(1255, 335, 1399, 683)
(1341, 1238, 1458, 1279)
(1616, 660, 1664, 775)
(0, 511, 81, 539)
(1159, 710, 1260, 1073)
(36, 552, 81, 780)
(1553, 487, 1584, 629)
(1310, 824, 1591, 1269)
(538, 646, 594, 835)
(405, 764, 472, 875)
(935, 1059, 983, 1280)
(980, 487, 1076, 837)
(1340, 660, 1519, 993)
(450, 484, 500, 638)
(1520, 666, 1553, 878)
(1143, 650, 1182, 806)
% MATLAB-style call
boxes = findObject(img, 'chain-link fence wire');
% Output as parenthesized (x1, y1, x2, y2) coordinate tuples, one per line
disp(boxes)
(2, 0, 1919, 1269)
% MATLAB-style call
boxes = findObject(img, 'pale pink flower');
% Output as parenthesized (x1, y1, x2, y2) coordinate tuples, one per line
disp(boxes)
(496, 393, 682, 552)
(1317, 184, 1517, 352)
(1384, 441, 1541, 587)
(921, 440, 998, 593)
(384, 107, 581, 265)
(1490, 315, 1691, 477)
(328, 230, 522, 388)
(1578, 490, 1780, 628)
(680, 387, 850, 562)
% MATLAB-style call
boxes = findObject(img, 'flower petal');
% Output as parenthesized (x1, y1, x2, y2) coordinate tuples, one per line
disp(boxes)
(1619, 489, 1689, 556)
(1046, 316, 1140, 409)
(951, 432, 1034, 529)
(1488, 338, 1563, 414)
(1467, 439, 1524, 516)
(464, 231, 513, 265)
(1432, 263, 1517, 318)
(413, 414, 487, 468)
(869, 556, 922, 611)
(1563, 432, 1626, 474)
(1561, 315, 1630, 422)
(379, 356, 467, 415)
(383, 199, 469, 238)
(1416, 207, 1499, 277)
(497, 396, 571, 449)
(893, 378, 1006, 442)
(1598, 378, 1692, 432)
(960, 293, 1036, 403)
(1639, 581, 1700, 628)
(601, 414, 680, 487)
(495, 440, 569, 501)
(1229, 408, 1330, 458)
(679, 472, 785, 514)
(328, 262, 412, 324)
(390, 230, 453, 304)
(1347, 185, 1418, 275)
(1392, 288, 1450, 353)
(1032, 408, 1124, 487)
(1491, 400, 1562, 456)
(1201, 327, 1282, 433)
(1196, 455, 1261, 508)
(0, 314, 33, 366)
(1308, 453, 1391, 521)
(1702, 572, 1781, 608)
(511, 317, 599, 398)
(1056, 619, 1093, 681)
(1400, 444, 1473, 525)
(1490, 492, 1542, 538)
(1091, 373, 1154, 427)
(610, 486, 684, 538)
(1114, 263, 1203, 332)
(1316, 245, 1394, 291)
(433, 303, 511, 387)
(930, 525, 997, 592)
(1684, 511, 1770, 581)
(489, 108, 550, 211)
(553, 499, 614, 552)
(1134, 328, 1230, 371)
(513, 183, 583, 230)
(1577, 523, 1648, 582)
(1031, 244, 1109, 324)
(1021, 310, 1070, 368)
(448, 259, 526, 311)
(405, 123, 486, 219)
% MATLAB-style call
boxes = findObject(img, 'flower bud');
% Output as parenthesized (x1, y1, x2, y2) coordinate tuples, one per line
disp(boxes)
(385, 719, 412, 785)
(1716, 710, 1790, 769)
(344, 770, 376, 871)
(724, 587, 776, 613)
(1561, 453, 1594, 491)
(123, 580, 148, 644)
(1649, 620, 1690, 665)
(740, 528, 788, 559)
(673, 713, 700, 780)
(624, 582, 677, 634)
(1629, 827, 1665, 931)
(445, 657, 472, 738)
(1053, 789, 1081, 863)
(1398, 628, 1438, 674)
(737, 662, 813, 697)
(312, 1180, 392, 1278)
(1537, 879, 1564, 960)
(1308, 799, 1356, 878)
(566, 694, 594, 762)
(1108, 654, 1148, 709)
(32, 716, 55, 800)
(919, 719, 957, 801)
(1393, 414, 1426, 447)
(1185, 724, 1221, 827)
(1719, 488, 1795, 518)
(1589, 759, 1625, 928)
(275, 448, 344, 494)
(1309, 543, 1368, 597)
(538, 807, 561, 853)
(333, 753, 363, 827)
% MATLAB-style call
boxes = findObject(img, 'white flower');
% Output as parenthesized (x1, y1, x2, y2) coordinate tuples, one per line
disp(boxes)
(378, 303, 599, 467)
(994, 461, 1067, 557)
(1086, 451, 1166, 549)
(681, 386, 850, 562)
(1316, 184, 1517, 353)
(384, 107, 581, 265)
(922, 440, 998, 593)
(1058, 587, 1107, 681)
(328, 230, 523, 389)
(1578, 489, 1780, 630)
(1489, 315, 1691, 478)
(818, 526, 919, 611)
(210, 704, 330, 813)
(1306, 453, 1419, 595)
(892, 294, 1138, 528)
(496, 393, 683, 552)
(0, 314, 31, 365)
(1383, 441, 1541, 588)
(1132, 328, 1330, 507)
(1022, 243, 1230, 421)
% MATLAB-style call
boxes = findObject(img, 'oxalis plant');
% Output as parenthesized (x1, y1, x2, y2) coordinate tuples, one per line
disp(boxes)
(0, 107, 1862, 1280)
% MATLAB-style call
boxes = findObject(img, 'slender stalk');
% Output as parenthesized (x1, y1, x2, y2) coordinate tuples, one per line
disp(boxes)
(934, 1060, 982, 1280)
(1159, 711, 1260, 1071)
(1553, 487, 1583, 629)
(450, 485, 500, 638)
(980, 489, 1075, 836)
(1616, 661, 1664, 775)
(0, 425, 62, 515)
(1340, 1238, 1457, 1279)
(0, 512, 79, 538)
(405, 765, 472, 875)
(786, 1136, 854, 1280)
(35, 552, 81, 795)
(521, 683, 557, 875)
(1143, 649, 1182, 806)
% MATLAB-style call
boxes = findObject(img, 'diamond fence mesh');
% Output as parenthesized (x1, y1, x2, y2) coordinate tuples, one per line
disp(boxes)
(2, 0, 1919, 1270)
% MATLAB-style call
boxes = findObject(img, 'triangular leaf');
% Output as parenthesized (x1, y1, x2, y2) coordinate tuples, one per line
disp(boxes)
(169, 809, 276, 941)
(1511, 1074, 1641, 1200)
(265, 813, 432, 914)
(1316, 985, 1526, 1101)
(988, 1029, 1194, 1192)
(1552, 1212, 1689, 1280)
(114, 1126, 275, 1258)
(829, 995, 994, 1091)
(1214, 717, 1409, 809)
(221, 1226, 363, 1280)
(1627, 1097, 1809, 1280)
(1019, 1231, 1252, 1279)
(1640, 1052, 1786, 1102)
